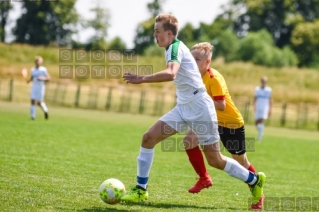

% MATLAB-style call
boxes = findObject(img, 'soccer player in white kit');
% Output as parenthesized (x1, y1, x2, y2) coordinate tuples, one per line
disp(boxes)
(27, 56, 50, 120)
(121, 13, 266, 209)
(254, 76, 272, 141)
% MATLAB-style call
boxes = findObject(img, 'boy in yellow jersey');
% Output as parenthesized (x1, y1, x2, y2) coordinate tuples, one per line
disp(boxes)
(184, 42, 264, 210)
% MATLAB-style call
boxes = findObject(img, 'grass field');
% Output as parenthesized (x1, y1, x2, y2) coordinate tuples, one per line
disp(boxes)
(0, 101, 319, 212)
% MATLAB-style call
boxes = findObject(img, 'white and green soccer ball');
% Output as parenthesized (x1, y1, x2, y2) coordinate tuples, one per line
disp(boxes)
(98, 178, 126, 204)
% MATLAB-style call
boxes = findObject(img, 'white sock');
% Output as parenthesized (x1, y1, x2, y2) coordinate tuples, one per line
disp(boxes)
(223, 157, 257, 185)
(137, 146, 154, 189)
(257, 123, 264, 140)
(30, 105, 36, 119)
(40, 102, 48, 113)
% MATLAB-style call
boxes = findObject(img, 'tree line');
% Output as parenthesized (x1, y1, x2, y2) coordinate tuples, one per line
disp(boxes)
(0, 0, 318, 68)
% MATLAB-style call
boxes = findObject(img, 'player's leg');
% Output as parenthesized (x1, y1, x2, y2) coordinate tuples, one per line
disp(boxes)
(219, 125, 256, 172)
(38, 88, 49, 119)
(256, 119, 264, 141)
(38, 101, 49, 119)
(193, 95, 265, 209)
(183, 130, 212, 193)
(255, 109, 265, 141)
(201, 142, 266, 210)
(121, 108, 181, 202)
(30, 99, 36, 120)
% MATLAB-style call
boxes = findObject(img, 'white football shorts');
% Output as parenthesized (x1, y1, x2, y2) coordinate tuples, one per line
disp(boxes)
(255, 109, 269, 120)
(30, 86, 45, 102)
(160, 92, 220, 145)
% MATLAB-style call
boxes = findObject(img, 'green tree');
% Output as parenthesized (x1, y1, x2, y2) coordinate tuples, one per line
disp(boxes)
(108, 36, 127, 50)
(84, 2, 110, 50)
(178, 23, 196, 47)
(229, 0, 319, 48)
(291, 20, 319, 67)
(13, 0, 78, 46)
(0, 1, 12, 42)
(214, 30, 239, 62)
(133, 0, 165, 54)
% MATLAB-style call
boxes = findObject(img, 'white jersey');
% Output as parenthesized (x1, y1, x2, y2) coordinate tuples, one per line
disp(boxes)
(30, 66, 48, 101)
(165, 38, 206, 104)
(31, 66, 48, 89)
(254, 86, 272, 111)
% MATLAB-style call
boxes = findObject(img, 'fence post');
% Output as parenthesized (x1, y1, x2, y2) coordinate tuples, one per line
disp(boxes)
(105, 87, 113, 111)
(74, 84, 81, 108)
(53, 83, 60, 105)
(139, 91, 145, 114)
(119, 91, 131, 113)
(8, 78, 14, 101)
(61, 84, 67, 106)
(280, 103, 287, 127)
(88, 87, 98, 109)
(304, 105, 308, 128)
(243, 99, 250, 123)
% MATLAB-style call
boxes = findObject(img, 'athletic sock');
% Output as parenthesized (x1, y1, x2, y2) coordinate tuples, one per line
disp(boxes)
(248, 164, 256, 173)
(30, 105, 36, 119)
(186, 146, 209, 178)
(137, 146, 154, 189)
(256, 123, 264, 140)
(40, 102, 48, 113)
(223, 157, 257, 185)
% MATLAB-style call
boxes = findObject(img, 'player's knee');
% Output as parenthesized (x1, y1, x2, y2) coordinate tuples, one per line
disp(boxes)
(142, 132, 156, 146)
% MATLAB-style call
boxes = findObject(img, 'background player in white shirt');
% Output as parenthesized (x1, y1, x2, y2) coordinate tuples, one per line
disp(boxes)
(254, 76, 272, 141)
(120, 13, 266, 209)
(25, 56, 50, 120)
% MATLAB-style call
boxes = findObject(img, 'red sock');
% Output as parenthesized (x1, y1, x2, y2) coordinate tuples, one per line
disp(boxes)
(186, 146, 208, 178)
(248, 164, 256, 173)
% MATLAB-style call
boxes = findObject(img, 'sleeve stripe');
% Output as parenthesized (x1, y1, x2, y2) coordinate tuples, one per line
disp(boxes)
(213, 96, 225, 100)
(167, 59, 181, 64)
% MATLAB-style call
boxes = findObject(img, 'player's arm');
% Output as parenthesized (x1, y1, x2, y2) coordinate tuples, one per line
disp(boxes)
(123, 62, 179, 84)
(268, 97, 272, 117)
(253, 97, 257, 111)
(213, 99, 226, 111)
(38, 75, 51, 81)
(38, 69, 51, 81)
(208, 76, 226, 111)
(27, 76, 33, 84)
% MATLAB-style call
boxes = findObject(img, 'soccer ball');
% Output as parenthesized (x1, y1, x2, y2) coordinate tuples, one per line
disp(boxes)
(98, 178, 126, 204)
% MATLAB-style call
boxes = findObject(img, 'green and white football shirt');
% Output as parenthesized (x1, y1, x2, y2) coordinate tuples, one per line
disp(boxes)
(165, 38, 206, 104)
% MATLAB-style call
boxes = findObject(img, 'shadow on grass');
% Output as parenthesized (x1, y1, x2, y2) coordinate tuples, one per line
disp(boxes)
(121, 201, 241, 210)
(79, 202, 244, 211)
(79, 207, 134, 212)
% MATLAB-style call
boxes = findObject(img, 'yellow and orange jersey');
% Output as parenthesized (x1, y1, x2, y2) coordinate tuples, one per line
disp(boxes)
(202, 68, 244, 129)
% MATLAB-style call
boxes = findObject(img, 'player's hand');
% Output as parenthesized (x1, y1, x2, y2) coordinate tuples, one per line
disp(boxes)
(123, 73, 143, 84)
(37, 76, 46, 81)
(268, 110, 272, 117)
(21, 68, 28, 79)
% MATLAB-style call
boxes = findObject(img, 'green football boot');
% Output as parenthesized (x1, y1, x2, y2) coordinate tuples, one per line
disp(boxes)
(250, 172, 266, 210)
(121, 186, 148, 202)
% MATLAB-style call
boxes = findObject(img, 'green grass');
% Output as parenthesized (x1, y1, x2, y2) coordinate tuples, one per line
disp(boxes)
(0, 101, 319, 212)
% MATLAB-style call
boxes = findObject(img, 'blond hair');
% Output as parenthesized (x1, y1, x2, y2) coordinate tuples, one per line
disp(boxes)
(191, 42, 214, 59)
(35, 56, 43, 62)
(155, 13, 178, 36)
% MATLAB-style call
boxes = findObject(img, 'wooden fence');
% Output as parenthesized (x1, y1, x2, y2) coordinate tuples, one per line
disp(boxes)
(1, 78, 319, 131)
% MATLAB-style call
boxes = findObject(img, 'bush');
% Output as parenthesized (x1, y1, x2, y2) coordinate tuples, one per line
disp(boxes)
(214, 30, 239, 62)
(143, 44, 164, 57)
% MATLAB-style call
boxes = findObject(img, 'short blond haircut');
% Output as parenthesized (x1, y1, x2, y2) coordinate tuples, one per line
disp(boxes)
(191, 42, 214, 59)
(35, 56, 43, 62)
(155, 13, 178, 36)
